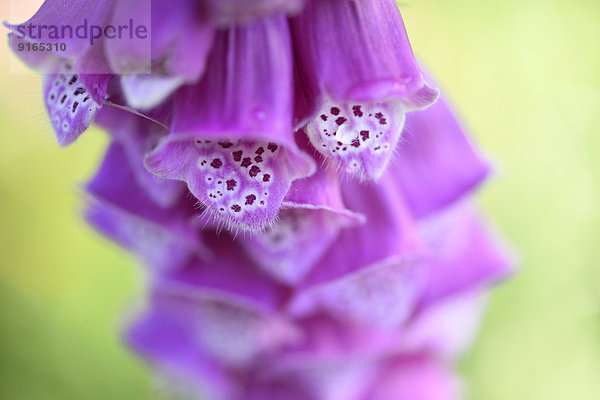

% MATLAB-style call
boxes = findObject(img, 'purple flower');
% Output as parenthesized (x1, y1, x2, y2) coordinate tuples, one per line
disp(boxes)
(144, 16, 315, 232)
(5, 0, 115, 145)
(291, 0, 438, 179)
(7, 1, 513, 399)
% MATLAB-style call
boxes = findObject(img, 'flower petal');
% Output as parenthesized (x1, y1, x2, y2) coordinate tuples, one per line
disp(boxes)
(107, 0, 214, 109)
(94, 106, 184, 207)
(415, 202, 514, 311)
(126, 300, 234, 400)
(144, 236, 301, 367)
(397, 94, 491, 218)
(240, 207, 360, 286)
(8, 29, 113, 147)
(145, 16, 314, 232)
(288, 173, 423, 328)
(86, 142, 201, 273)
(401, 292, 488, 360)
(119, 74, 184, 110)
(362, 356, 461, 400)
(163, 233, 290, 312)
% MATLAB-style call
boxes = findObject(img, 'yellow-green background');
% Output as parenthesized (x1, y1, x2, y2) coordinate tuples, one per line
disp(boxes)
(1, 1, 599, 399)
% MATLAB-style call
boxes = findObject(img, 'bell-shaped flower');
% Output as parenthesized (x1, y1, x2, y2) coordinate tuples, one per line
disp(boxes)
(291, 0, 438, 179)
(145, 16, 314, 232)
(5, 0, 118, 144)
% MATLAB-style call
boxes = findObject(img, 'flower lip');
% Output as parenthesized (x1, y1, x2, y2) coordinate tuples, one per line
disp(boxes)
(43, 60, 106, 146)
(145, 134, 315, 233)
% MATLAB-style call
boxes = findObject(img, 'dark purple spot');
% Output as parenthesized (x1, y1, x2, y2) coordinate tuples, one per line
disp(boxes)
(245, 195, 256, 205)
(360, 130, 370, 141)
(232, 150, 243, 162)
(226, 179, 237, 191)
(330, 107, 340, 115)
(249, 166, 261, 177)
(231, 204, 242, 213)
(263, 174, 271, 182)
(241, 157, 252, 168)
(255, 147, 265, 155)
(335, 117, 347, 126)
(267, 143, 278, 153)
(72, 101, 79, 113)
(50, 94, 55, 101)
(375, 112, 388, 125)
(352, 105, 363, 117)
(218, 141, 233, 148)
(337, 141, 343, 146)
(351, 138, 361, 148)
(74, 87, 86, 96)
(210, 159, 223, 169)
(68, 75, 78, 86)
(254, 155, 263, 163)
(82, 96, 90, 103)
(60, 95, 67, 104)
(320, 114, 328, 121)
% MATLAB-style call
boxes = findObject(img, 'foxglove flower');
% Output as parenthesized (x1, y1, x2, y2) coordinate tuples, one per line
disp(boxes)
(144, 15, 315, 232)
(7, 1, 513, 399)
(291, 0, 438, 179)
(5, 0, 115, 145)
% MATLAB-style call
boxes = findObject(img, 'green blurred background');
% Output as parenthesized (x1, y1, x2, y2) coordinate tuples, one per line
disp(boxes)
(1, 0, 599, 399)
